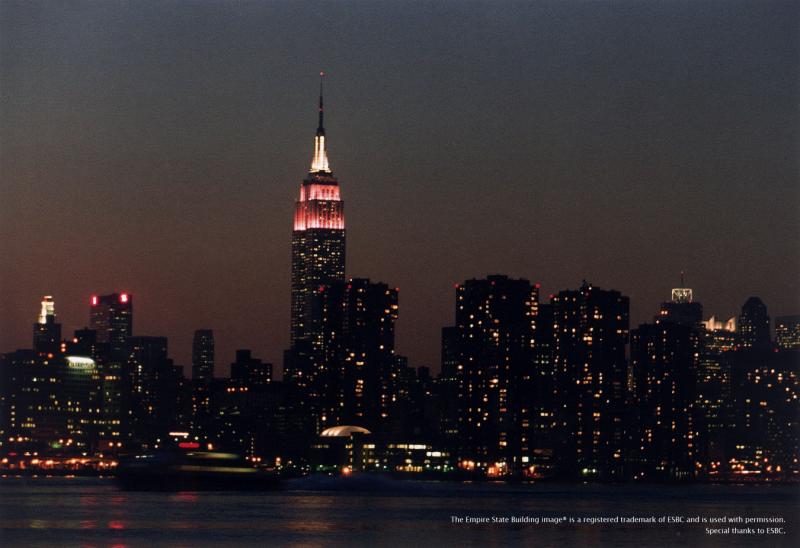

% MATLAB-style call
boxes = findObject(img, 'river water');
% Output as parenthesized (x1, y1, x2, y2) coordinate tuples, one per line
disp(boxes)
(0, 477, 797, 547)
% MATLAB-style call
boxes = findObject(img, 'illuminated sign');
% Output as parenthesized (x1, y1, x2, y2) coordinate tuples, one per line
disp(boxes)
(178, 442, 200, 449)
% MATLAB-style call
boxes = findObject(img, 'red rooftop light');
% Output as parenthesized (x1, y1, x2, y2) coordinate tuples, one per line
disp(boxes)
(120, 293, 129, 303)
(91, 296, 98, 306)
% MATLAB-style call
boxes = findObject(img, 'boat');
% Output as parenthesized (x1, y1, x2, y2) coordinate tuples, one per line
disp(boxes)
(116, 449, 281, 491)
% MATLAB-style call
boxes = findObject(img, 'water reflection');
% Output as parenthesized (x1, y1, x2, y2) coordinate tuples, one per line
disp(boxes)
(0, 478, 796, 547)
(171, 492, 199, 503)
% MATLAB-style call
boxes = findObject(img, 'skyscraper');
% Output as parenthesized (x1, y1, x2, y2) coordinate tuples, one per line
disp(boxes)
(191, 329, 215, 431)
(657, 274, 703, 327)
(318, 279, 399, 432)
(445, 275, 538, 472)
(628, 322, 702, 480)
(89, 293, 133, 355)
(192, 329, 215, 382)
(738, 297, 770, 351)
(551, 282, 629, 480)
(33, 295, 61, 355)
(285, 74, 346, 389)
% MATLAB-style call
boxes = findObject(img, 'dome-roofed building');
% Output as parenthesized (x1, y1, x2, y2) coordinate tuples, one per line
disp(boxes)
(312, 425, 375, 472)
(320, 425, 371, 438)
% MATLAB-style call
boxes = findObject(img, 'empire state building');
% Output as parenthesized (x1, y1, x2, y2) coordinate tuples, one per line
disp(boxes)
(286, 74, 346, 386)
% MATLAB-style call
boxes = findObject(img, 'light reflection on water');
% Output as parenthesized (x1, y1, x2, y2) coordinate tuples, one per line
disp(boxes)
(0, 477, 797, 547)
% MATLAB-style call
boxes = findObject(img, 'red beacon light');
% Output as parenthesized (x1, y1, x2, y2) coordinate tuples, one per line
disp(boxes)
(119, 293, 129, 303)
(91, 296, 98, 306)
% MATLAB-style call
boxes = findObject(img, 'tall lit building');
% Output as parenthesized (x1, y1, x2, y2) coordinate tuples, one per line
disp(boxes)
(318, 279, 399, 432)
(89, 293, 133, 354)
(551, 282, 629, 480)
(190, 330, 215, 431)
(285, 74, 346, 390)
(33, 295, 61, 355)
(444, 275, 538, 472)
(89, 293, 132, 441)
(628, 322, 702, 480)
(656, 274, 703, 327)
(192, 330, 215, 382)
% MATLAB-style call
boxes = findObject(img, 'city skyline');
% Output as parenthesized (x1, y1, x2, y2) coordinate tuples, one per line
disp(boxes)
(1, 1, 798, 374)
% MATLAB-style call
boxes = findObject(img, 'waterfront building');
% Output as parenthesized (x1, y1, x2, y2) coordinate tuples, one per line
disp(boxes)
(551, 282, 629, 480)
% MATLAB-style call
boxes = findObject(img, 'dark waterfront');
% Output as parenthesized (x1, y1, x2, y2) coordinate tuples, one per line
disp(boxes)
(0, 477, 797, 547)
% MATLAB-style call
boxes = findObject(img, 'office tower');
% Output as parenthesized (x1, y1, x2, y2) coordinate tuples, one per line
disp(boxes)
(657, 275, 703, 327)
(551, 281, 629, 480)
(89, 293, 132, 441)
(775, 315, 800, 350)
(628, 322, 702, 480)
(438, 327, 461, 449)
(738, 297, 770, 351)
(65, 328, 123, 446)
(62, 356, 102, 451)
(0, 350, 63, 452)
(318, 279, 399, 432)
(529, 301, 556, 475)
(192, 330, 215, 382)
(33, 295, 61, 355)
(126, 336, 175, 444)
(190, 330, 215, 430)
(445, 275, 538, 472)
(285, 75, 346, 389)
(89, 293, 133, 354)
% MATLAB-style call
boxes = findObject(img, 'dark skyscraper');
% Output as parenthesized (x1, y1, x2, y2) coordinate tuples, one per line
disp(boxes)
(190, 329, 215, 432)
(551, 282, 629, 480)
(192, 330, 215, 382)
(738, 297, 771, 351)
(126, 336, 182, 444)
(89, 293, 133, 354)
(628, 322, 702, 481)
(285, 75, 346, 390)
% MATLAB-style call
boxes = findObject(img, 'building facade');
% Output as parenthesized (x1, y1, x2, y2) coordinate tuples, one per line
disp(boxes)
(551, 282, 629, 480)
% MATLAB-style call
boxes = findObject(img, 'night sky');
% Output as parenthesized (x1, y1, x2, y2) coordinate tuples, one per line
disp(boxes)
(1, 1, 797, 377)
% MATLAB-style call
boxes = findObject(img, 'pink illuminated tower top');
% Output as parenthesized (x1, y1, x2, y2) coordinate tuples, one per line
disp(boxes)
(293, 72, 345, 231)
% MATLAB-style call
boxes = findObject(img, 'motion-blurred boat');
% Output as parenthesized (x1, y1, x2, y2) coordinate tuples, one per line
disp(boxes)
(116, 449, 281, 491)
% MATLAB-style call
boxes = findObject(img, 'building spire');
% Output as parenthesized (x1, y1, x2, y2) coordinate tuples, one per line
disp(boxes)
(671, 271, 693, 303)
(317, 71, 325, 136)
(310, 71, 331, 173)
